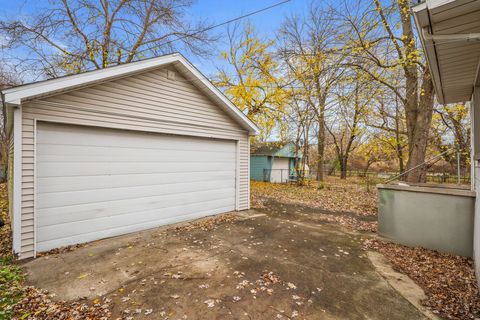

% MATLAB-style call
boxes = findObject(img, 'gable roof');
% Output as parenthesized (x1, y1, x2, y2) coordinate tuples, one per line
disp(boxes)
(251, 142, 300, 158)
(1, 53, 259, 135)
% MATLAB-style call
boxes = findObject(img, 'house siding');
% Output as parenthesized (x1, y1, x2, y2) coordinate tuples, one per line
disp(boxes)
(473, 87, 480, 285)
(18, 66, 251, 259)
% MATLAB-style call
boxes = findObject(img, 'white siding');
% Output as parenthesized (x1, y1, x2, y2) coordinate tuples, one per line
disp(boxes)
(270, 158, 290, 183)
(473, 87, 480, 285)
(19, 65, 250, 259)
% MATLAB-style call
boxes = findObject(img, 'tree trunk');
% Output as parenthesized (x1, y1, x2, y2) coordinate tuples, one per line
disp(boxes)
(396, 142, 405, 175)
(398, 154, 404, 175)
(340, 157, 347, 179)
(404, 69, 435, 182)
(363, 162, 372, 176)
(316, 111, 325, 181)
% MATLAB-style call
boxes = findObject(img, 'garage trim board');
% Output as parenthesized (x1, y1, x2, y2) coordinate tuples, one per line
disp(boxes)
(2, 53, 259, 259)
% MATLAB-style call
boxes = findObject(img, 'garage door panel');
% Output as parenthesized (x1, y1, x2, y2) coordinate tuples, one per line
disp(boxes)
(37, 145, 235, 158)
(37, 171, 236, 193)
(37, 205, 234, 252)
(37, 149, 236, 163)
(37, 188, 236, 226)
(38, 126, 235, 151)
(37, 179, 235, 209)
(36, 122, 237, 252)
(37, 197, 235, 242)
(37, 161, 235, 177)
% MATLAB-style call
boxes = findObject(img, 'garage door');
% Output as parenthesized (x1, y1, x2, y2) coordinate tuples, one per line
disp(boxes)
(36, 122, 236, 252)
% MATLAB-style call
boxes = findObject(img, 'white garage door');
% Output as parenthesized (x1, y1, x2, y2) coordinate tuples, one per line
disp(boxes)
(36, 122, 236, 252)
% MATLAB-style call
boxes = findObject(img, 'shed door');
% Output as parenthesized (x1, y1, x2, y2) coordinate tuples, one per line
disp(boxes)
(270, 158, 290, 183)
(35, 122, 236, 252)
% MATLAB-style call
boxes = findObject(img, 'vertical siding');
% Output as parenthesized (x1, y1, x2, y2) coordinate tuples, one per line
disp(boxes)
(20, 118, 34, 257)
(239, 136, 250, 210)
(19, 65, 251, 259)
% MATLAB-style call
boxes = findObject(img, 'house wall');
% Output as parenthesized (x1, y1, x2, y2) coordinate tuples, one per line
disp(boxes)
(17, 65, 251, 259)
(473, 86, 480, 282)
(378, 184, 475, 257)
(250, 155, 271, 181)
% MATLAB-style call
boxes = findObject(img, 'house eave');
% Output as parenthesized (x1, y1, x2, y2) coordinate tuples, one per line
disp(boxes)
(1, 53, 260, 135)
(413, 2, 446, 104)
(412, 0, 480, 104)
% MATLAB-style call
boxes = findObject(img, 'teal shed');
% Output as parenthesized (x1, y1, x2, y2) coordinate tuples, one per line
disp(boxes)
(250, 142, 300, 183)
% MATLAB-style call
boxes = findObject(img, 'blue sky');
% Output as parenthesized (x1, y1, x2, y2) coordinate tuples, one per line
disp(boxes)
(0, 0, 311, 79)
(187, 0, 309, 75)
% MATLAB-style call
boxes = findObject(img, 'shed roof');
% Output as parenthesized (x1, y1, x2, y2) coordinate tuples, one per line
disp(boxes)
(1, 53, 259, 135)
(251, 142, 299, 158)
(413, 0, 480, 104)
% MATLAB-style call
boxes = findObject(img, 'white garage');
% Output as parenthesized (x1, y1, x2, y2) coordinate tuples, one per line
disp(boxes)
(2, 53, 258, 259)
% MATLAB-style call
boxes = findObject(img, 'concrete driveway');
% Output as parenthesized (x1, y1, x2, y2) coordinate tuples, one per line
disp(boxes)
(22, 202, 427, 319)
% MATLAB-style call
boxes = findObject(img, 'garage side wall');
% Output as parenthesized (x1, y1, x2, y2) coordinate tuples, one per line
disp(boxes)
(19, 66, 250, 259)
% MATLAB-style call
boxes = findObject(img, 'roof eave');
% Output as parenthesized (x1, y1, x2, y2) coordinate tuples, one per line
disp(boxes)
(1, 54, 181, 105)
(412, 1, 446, 104)
(1, 53, 260, 135)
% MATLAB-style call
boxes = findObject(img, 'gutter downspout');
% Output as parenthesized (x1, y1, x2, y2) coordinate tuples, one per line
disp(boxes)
(422, 32, 480, 42)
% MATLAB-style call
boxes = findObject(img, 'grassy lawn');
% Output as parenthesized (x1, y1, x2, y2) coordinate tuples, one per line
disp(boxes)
(0, 183, 24, 320)
(0, 257, 24, 319)
(0, 183, 30, 320)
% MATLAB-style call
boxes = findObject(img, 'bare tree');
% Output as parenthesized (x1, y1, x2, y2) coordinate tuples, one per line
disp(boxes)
(335, 0, 435, 182)
(283, 86, 315, 184)
(0, 67, 19, 181)
(368, 91, 408, 173)
(0, 0, 217, 78)
(278, 4, 345, 181)
(326, 72, 373, 179)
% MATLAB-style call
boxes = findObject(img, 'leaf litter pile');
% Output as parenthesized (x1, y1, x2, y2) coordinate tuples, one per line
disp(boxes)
(11, 288, 111, 320)
(251, 178, 377, 232)
(365, 239, 480, 320)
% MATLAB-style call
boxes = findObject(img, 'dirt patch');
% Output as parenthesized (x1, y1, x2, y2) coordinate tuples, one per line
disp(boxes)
(365, 238, 480, 320)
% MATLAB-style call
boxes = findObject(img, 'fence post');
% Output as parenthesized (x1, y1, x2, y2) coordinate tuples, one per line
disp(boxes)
(457, 150, 461, 185)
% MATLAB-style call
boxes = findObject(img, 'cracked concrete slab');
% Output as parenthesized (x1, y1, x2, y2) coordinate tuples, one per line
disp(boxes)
(22, 201, 428, 319)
